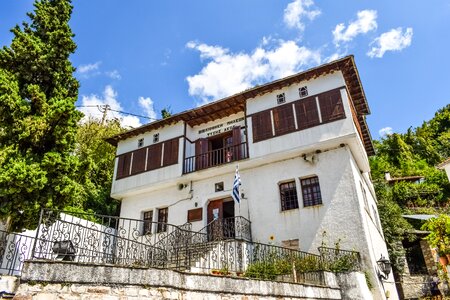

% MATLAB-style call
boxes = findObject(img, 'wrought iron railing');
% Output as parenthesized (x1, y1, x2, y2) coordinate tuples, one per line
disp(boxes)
(198, 217, 252, 242)
(318, 246, 361, 272)
(32, 210, 193, 267)
(0, 210, 362, 286)
(183, 142, 248, 174)
(0, 230, 36, 276)
(164, 239, 326, 285)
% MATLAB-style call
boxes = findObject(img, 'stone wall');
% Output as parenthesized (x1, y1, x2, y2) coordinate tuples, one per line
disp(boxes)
(13, 260, 372, 300)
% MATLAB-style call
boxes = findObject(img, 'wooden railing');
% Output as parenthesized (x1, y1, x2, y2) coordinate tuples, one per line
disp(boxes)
(183, 142, 248, 174)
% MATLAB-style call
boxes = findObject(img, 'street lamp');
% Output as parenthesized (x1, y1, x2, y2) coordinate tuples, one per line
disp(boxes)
(377, 255, 392, 280)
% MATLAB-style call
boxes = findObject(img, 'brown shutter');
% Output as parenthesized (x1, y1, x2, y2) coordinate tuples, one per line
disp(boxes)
(195, 138, 209, 170)
(163, 138, 179, 166)
(252, 110, 273, 142)
(318, 89, 345, 123)
(232, 126, 242, 160)
(273, 104, 295, 136)
(130, 148, 146, 175)
(116, 152, 132, 179)
(295, 96, 320, 129)
(147, 143, 162, 170)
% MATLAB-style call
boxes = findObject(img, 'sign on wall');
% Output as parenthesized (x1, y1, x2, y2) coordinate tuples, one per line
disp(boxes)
(197, 117, 245, 137)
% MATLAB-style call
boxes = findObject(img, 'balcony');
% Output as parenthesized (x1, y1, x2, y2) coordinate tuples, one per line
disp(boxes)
(183, 142, 248, 174)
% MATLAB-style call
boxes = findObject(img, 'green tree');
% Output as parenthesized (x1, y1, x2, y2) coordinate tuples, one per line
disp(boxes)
(421, 214, 450, 255)
(161, 107, 172, 119)
(375, 183, 414, 272)
(71, 117, 124, 216)
(0, 0, 82, 231)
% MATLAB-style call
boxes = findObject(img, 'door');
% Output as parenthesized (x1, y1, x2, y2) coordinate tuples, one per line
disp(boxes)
(207, 198, 235, 241)
(207, 199, 223, 241)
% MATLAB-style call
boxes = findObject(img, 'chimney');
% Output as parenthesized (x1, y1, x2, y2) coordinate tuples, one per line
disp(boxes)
(384, 172, 391, 181)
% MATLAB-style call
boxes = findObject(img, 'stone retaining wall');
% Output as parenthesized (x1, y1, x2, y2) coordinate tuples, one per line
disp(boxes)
(13, 260, 370, 299)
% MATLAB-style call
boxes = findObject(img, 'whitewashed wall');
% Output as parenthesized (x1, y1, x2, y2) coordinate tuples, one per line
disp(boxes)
(116, 121, 184, 155)
(246, 72, 346, 115)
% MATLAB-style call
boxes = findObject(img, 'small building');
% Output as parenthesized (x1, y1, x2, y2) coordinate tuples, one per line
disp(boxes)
(437, 157, 450, 182)
(107, 55, 397, 300)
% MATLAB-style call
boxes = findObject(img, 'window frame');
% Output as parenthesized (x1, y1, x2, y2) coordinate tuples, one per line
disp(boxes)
(279, 180, 299, 211)
(143, 210, 153, 235)
(300, 176, 323, 207)
(157, 207, 169, 233)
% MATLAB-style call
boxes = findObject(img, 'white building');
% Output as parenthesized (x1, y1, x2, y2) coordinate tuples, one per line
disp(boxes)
(437, 157, 450, 182)
(107, 56, 397, 300)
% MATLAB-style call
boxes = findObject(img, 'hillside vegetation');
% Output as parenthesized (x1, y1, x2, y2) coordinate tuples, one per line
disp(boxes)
(370, 104, 450, 271)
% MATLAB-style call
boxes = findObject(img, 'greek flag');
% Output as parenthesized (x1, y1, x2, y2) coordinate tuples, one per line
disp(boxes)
(232, 165, 241, 203)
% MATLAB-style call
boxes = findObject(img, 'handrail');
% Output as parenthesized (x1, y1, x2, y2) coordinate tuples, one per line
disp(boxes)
(183, 142, 248, 174)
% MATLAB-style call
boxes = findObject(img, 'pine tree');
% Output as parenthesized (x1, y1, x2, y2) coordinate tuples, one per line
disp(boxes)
(0, 0, 82, 231)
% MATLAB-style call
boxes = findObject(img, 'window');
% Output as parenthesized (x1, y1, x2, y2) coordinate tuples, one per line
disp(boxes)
(301, 176, 322, 207)
(276, 93, 286, 104)
(318, 89, 345, 123)
(299, 86, 308, 98)
(157, 207, 168, 233)
(272, 104, 296, 136)
(138, 138, 144, 148)
(280, 181, 299, 211)
(215, 182, 224, 192)
(282, 239, 299, 250)
(143, 210, 153, 235)
(153, 133, 159, 143)
(252, 110, 273, 142)
(372, 205, 382, 231)
(295, 97, 320, 129)
(360, 182, 369, 211)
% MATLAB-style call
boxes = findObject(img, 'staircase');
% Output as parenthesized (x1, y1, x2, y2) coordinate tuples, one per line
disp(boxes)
(155, 218, 252, 273)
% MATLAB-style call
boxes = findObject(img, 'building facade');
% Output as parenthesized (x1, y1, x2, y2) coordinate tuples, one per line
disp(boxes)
(108, 56, 397, 300)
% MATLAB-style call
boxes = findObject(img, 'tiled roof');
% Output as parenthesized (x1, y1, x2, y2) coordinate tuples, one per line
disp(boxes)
(106, 55, 375, 155)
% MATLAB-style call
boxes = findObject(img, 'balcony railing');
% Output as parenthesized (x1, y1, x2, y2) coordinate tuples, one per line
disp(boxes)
(183, 142, 248, 174)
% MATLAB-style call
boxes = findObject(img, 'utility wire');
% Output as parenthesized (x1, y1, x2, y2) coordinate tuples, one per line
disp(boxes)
(76, 105, 159, 122)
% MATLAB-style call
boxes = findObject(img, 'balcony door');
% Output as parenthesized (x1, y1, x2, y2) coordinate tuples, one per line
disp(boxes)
(207, 198, 235, 240)
(195, 126, 242, 170)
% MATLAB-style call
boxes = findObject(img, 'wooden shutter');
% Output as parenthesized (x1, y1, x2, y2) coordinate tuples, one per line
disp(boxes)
(147, 143, 162, 170)
(273, 104, 296, 136)
(130, 148, 146, 175)
(252, 110, 273, 142)
(195, 138, 209, 170)
(163, 138, 179, 166)
(295, 96, 320, 130)
(232, 126, 242, 160)
(318, 89, 345, 123)
(116, 152, 132, 179)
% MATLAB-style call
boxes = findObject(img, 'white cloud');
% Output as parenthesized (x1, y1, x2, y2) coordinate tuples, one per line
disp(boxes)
(283, 0, 321, 32)
(77, 61, 101, 74)
(379, 127, 393, 136)
(333, 10, 377, 45)
(186, 40, 321, 104)
(367, 27, 413, 58)
(105, 70, 121, 80)
(79, 85, 141, 128)
(138, 96, 157, 121)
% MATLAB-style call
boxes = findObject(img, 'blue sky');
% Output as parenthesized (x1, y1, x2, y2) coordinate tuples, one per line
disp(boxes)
(1, 1, 449, 139)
